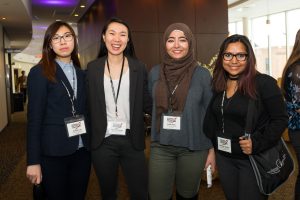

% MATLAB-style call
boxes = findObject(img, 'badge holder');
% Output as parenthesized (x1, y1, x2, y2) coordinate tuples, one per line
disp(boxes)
(64, 115, 87, 137)
(160, 109, 182, 134)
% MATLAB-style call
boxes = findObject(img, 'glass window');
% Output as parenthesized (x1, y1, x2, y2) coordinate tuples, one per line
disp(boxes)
(287, 9, 300, 57)
(269, 12, 286, 79)
(236, 21, 243, 35)
(251, 16, 268, 74)
(229, 23, 236, 35)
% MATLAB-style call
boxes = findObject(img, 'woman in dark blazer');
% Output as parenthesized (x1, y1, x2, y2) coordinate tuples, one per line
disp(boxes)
(86, 17, 152, 200)
(26, 21, 91, 200)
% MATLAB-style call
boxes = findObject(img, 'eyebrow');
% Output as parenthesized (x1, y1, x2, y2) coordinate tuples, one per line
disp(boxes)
(54, 32, 72, 36)
(224, 51, 247, 54)
(167, 36, 187, 39)
(107, 29, 128, 34)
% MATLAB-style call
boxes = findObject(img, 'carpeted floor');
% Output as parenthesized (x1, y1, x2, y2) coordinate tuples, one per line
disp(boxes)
(0, 110, 297, 199)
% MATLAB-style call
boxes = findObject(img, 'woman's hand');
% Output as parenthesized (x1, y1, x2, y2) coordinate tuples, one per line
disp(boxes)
(205, 148, 216, 173)
(239, 136, 252, 155)
(26, 164, 42, 184)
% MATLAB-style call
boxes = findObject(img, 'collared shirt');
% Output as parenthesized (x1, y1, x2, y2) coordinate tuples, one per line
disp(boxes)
(56, 59, 83, 148)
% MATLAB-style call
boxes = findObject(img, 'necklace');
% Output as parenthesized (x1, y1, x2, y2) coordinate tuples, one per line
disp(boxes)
(228, 75, 239, 80)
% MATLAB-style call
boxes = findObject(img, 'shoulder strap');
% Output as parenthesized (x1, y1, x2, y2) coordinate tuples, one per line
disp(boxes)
(245, 99, 256, 136)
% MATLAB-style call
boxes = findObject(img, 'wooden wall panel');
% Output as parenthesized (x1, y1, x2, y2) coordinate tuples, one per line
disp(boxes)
(158, 0, 196, 32)
(116, 0, 159, 32)
(77, 0, 228, 69)
(195, 0, 228, 34)
(131, 33, 160, 70)
(196, 33, 227, 64)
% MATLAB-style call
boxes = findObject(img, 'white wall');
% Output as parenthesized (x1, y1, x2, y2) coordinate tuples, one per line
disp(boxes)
(0, 25, 8, 132)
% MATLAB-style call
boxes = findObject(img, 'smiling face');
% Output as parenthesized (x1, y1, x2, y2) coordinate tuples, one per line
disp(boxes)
(103, 22, 129, 57)
(50, 25, 75, 62)
(222, 41, 247, 77)
(165, 30, 189, 60)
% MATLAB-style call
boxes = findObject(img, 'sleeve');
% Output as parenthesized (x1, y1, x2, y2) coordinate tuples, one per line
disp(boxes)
(203, 93, 218, 140)
(284, 64, 300, 128)
(26, 66, 48, 165)
(201, 67, 213, 113)
(251, 75, 288, 154)
(142, 64, 153, 115)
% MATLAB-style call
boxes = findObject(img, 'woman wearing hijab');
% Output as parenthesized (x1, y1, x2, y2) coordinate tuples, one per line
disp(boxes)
(148, 23, 215, 200)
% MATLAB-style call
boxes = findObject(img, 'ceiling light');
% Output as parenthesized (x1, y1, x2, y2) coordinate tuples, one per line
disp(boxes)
(74, 14, 79, 17)
(2, 17, 6, 20)
(80, 5, 85, 8)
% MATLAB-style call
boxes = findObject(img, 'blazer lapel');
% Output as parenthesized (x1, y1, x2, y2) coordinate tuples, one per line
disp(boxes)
(128, 57, 138, 120)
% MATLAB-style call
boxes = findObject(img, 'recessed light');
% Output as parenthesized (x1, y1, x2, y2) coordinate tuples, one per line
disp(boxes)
(74, 14, 79, 17)
(80, 5, 85, 8)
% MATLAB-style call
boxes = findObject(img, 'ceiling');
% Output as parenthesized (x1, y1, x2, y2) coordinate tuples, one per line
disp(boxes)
(0, 0, 94, 63)
(1, 0, 300, 64)
(228, 0, 300, 22)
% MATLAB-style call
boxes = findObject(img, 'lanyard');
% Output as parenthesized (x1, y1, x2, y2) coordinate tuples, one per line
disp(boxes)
(106, 56, 125, 118)
(164, 70, 187, 112)
(61, 80, 76, 116)
(221, 91, 226, 134)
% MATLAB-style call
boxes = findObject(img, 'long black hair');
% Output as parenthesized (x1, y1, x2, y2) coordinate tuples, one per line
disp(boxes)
(97, 17, 136, 58)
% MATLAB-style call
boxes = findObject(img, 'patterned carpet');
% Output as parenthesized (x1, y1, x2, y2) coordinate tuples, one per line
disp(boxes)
(0, 110, 297, 199)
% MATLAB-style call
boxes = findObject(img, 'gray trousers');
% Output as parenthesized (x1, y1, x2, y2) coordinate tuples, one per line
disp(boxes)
(149, 142, 208, 200)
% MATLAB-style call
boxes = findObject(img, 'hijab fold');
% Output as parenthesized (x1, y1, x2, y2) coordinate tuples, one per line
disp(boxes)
(155, 23, 198, 132)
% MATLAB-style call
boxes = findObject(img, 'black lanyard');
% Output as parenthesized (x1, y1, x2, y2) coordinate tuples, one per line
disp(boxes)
(61, 80, 76, 116)
(164, 70, 187, 112)
(106, 56, 125, 117)
(221, 91, 226, 134)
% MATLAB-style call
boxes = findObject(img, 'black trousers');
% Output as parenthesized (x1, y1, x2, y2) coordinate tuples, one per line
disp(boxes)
(92, 135, 148, 200)
(41, 148, 91, 200)
(289, 130, 300, 200)
(216, 152, 268, 200)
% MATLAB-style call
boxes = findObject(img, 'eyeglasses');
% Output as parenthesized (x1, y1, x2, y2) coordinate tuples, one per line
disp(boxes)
(51, 33, 74, 44)
(223, 52, 248, 61)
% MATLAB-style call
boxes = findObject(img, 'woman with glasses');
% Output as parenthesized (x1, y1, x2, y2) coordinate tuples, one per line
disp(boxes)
(281, 29, 300, 200)
(148, 23, 215, 200)
(203, 34, 288, 200)
(26, 21, 91, 200)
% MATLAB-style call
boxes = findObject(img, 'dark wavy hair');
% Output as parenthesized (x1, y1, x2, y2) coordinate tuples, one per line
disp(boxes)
(212, 34, 258, 99)
(281, 29, 300, 97)
(39, 21, 81, 82)
(97, 17, 136, 58)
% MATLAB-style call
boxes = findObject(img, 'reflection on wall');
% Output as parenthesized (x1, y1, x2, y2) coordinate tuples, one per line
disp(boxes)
(0, 25, 9, 131)
(78, 0, 228, 70)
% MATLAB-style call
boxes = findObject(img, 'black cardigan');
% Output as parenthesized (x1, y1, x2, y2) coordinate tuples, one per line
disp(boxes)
(203, 73, 288, 157)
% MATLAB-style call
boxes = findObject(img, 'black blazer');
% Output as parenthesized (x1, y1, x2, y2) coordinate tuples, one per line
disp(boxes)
(27, 63, 89, 165)
(86, 56, 152, 151)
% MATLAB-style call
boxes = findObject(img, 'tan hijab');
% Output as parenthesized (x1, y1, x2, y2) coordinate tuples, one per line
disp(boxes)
(155, 23, 198, 132)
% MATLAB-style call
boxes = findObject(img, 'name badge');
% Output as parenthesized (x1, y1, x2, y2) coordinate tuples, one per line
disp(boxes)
(64, 115, 87, 137)
(107, 121, 126, 135)
(162, 112, 182, 131)
(217, 137, 232, 153)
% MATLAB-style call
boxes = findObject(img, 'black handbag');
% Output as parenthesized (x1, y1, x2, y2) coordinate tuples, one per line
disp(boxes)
(245, 99, 294, 195)
(33, 183, 46, 200)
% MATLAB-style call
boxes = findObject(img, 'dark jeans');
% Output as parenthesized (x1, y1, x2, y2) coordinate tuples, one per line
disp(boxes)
(92, 135, 148, 200)
(41, 148, 91, 200)
(216, 152, 268, 200)
(289, 130, 300, 200)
